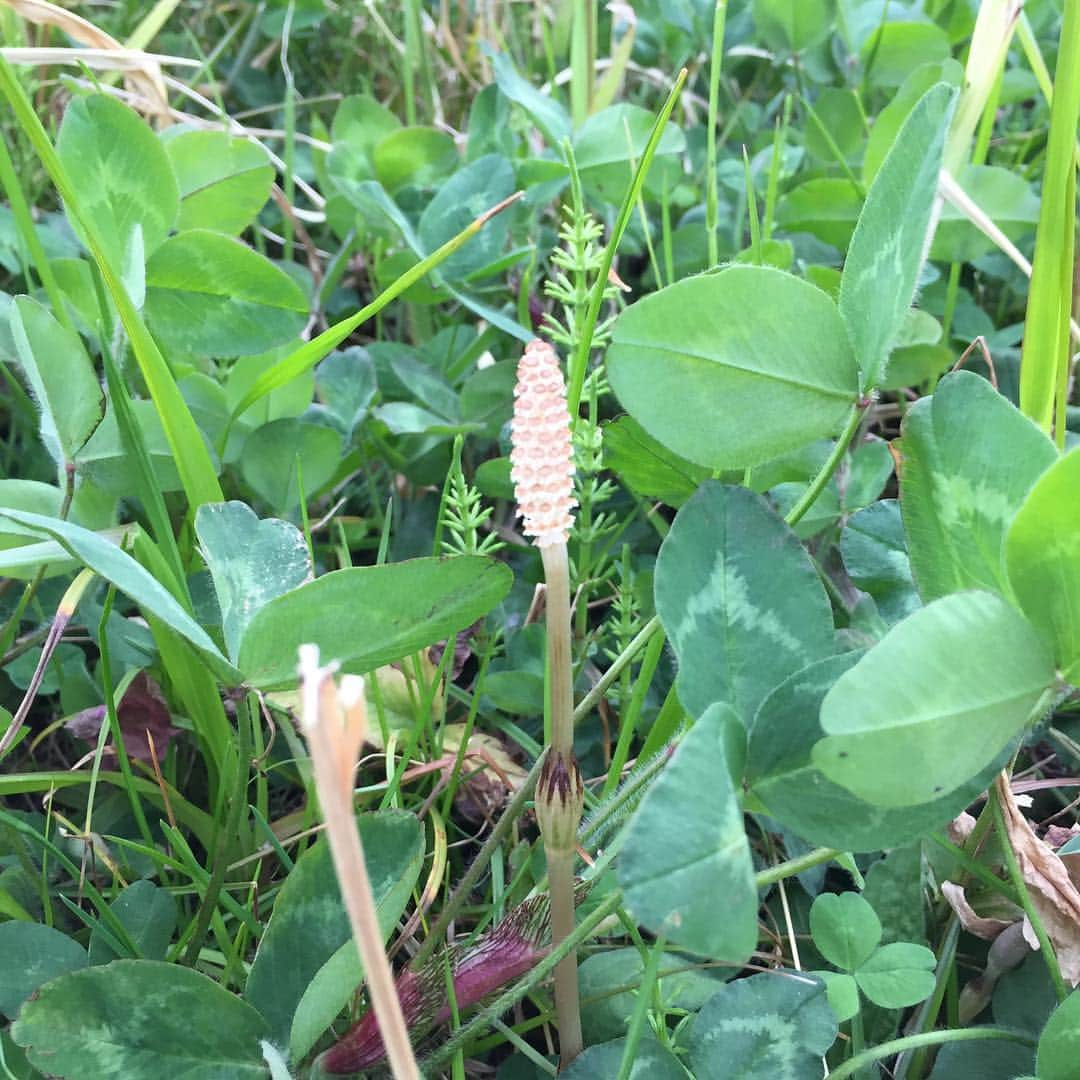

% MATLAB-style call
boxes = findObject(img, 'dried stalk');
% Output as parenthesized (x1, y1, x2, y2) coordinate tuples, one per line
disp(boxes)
(297, 646, 420, 1080)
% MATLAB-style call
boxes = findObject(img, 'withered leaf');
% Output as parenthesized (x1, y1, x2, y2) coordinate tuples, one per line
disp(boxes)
(941, 881, 1014, 941)
(65, 672, 180, 766)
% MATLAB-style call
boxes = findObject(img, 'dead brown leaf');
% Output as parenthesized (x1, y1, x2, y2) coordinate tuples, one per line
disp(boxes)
(441, 723, 528, 824)
(995, 773, 1080, 986)
(66, 672, 180, 766)
(946, 810, 977, 845)
(1045, 824, 1080, 892)
(1045, 824, 1080, 850)
(941, 881, 1014, 940)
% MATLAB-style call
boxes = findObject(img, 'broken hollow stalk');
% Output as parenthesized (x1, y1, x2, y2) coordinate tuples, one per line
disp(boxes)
(297, 645, 420, 1080)
(510, 339, 585, 1063)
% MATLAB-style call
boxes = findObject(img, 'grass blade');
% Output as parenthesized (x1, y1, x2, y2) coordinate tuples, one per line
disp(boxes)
(224, 191, 524, 437)
(1018, 0, 1080, 440)
(705, 1, 727, 266)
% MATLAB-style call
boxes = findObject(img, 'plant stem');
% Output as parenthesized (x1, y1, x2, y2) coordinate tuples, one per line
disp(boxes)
(0, 566, 92, 762)
(616, 933, 665, 1080)
(895, 917, 961, 1080)
(602, 627, 666, 797)
(547, 852, 584, 1060)
(569, 1, 592, 128)
(784, 404, 864, 528)
(849, 1007, 866, 1075)
(537, 541, 583, 1063)
(541, 544, 574, 756)
(402, 0, 419, 125)
(755, 846, 840, 888)
(279, 1, 296, 262)
(925, 831, 1019, 903)
(990, 777, 1069, 1003)
(1016, 12, 1056, 105)
(511, 338, 587, 1063)
(96, 589, 154, 849)
(828, 1025, 1036, 1080)
(763, 95, 793, 238)
(580, 748, 671, 849)
(573, 614, 662, 725)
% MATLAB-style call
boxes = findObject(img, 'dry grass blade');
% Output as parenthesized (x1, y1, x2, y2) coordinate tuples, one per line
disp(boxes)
(938, 169, 1080, 345)
(943, 0, 1023, 174)
(1, 0, 170, 117)
(0, 46, 196, 71)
